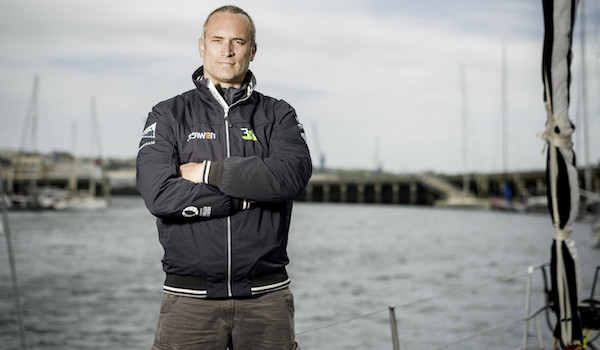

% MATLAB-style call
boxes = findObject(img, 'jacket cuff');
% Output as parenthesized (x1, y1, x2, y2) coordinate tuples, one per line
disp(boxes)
(231, 198, 253, 211)
(206, 160, 224, 188)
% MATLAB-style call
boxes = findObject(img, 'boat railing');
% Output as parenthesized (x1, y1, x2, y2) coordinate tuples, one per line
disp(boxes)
(296, 268, 543, 349)
(296, 263, 599, 349)
(519, 263, 553, 350)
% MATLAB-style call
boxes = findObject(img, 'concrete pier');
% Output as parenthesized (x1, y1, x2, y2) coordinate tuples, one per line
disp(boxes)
(1, 151, 599, 206)
(297, 167, 600, 206)
(0, 153, 110, 198)
(300, 173, 435, 205)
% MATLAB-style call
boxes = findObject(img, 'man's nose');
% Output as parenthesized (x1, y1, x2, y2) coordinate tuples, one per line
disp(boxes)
(221, 42, 234, 56)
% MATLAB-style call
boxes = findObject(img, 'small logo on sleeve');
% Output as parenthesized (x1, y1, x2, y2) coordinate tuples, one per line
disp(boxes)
(142, 122, 156, 139)
(138, 140, 155, 151)
(182, 206, 212, 218)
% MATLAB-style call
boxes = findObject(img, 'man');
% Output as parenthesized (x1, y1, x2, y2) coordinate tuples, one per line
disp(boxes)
(136, 5, 312, 350)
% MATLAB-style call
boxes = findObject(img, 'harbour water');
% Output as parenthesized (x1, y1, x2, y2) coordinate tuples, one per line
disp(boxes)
(1, 196, 598, 349)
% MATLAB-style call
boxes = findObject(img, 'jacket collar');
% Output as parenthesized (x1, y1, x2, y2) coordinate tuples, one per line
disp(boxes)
(192, 66, 255, 106)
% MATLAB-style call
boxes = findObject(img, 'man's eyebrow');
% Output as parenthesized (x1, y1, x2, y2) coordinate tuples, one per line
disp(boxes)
(208, 34, 247, 42)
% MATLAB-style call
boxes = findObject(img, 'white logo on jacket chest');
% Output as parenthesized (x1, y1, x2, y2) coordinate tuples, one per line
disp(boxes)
(187, 131, 217, 142)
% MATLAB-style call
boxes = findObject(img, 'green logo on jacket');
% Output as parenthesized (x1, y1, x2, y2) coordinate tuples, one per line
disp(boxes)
(241, 128, 257, 141)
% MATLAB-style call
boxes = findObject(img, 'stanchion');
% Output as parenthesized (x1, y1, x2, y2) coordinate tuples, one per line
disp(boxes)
(388, 305, 400, 350)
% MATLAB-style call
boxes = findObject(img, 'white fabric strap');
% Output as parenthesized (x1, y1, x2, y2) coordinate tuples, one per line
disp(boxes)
(553, 226, 572, 241)
(202, 161, 211, 184)
(538, 120, 574, 150)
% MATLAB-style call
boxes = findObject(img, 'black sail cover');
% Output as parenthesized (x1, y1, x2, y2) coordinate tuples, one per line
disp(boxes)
(541, 0, 583, 346)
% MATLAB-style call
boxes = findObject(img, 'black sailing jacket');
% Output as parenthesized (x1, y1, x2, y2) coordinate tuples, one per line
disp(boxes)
(136, 67, 312, 299)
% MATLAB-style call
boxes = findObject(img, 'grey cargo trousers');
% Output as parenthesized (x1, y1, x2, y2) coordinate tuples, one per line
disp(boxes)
(150, 288, 300, 350)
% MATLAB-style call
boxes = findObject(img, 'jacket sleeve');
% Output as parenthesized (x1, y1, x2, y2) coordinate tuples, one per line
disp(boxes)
(136, 104, 240, 220)
(205, 100, 312, 203)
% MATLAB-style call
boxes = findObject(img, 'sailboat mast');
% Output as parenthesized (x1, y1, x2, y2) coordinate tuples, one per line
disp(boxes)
(31, 76, 39, 153)
(580, 0, 591, 191)
(90, 96, 103, 160)
(18, 76, 40, 155)
(24, 76, 40, 195)
(312, 122, 326, 173)
(460, 64, 470, 194)
(502, 43, 508, 174)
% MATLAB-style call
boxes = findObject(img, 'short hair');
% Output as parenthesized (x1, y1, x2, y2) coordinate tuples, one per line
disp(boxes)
(203, 5, 256, 45)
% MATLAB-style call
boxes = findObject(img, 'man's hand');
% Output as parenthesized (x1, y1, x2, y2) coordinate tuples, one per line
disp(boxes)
(179, 162, 205, 183)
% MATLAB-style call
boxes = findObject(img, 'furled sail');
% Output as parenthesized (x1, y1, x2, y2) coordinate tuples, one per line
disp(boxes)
(541, 0, 583, 347)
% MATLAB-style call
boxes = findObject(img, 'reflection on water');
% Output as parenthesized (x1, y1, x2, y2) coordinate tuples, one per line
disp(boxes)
(1, 197, 598, 349)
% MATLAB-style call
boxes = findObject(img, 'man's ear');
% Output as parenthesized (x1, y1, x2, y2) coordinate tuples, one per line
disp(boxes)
(250, 43, 257, 61)
(198, 38, 205, 58)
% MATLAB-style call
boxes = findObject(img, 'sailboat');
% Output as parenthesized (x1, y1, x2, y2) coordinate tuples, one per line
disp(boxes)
(434, 65, 490, 209)
(61, 96, 109, 210)
(6, 78, 109, 210)
(8, 76, 69, 210)
(489, 43, 526, 213)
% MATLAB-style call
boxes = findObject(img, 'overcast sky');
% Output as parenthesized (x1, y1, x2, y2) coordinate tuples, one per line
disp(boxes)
(1, 0, 598, 174)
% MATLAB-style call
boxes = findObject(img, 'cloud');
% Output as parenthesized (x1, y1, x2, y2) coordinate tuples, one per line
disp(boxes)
(0, 0, 597, 174)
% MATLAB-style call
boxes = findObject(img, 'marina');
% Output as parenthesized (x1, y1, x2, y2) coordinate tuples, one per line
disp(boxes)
(0, 197, 598, 349)
(1, 0, 599, 348)
(1, 151, 599, 209)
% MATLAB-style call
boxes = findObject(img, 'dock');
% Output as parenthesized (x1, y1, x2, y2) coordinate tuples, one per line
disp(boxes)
(1, 151, 599, 207)
(298, 170, 582, 206)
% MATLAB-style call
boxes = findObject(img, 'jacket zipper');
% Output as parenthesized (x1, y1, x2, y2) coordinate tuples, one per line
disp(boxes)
(224, 110, 233, 297)
(207, 81, 252, 297)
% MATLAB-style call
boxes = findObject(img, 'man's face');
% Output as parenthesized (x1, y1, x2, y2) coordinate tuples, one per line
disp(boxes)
(199, 11, 256, 89)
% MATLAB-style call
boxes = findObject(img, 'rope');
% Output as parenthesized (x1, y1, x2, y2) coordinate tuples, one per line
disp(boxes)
(297, 269, 599, 345)
(296, 307, 389, 335)
(542, 71, 578, 345)
(538, 120, 574, 152)
(0, 167, 28, 350)
(554, 227, 573, 241)
(538, 72, 574, 154)
(432, 318, 523, 350)
(296, 271, 529, 336)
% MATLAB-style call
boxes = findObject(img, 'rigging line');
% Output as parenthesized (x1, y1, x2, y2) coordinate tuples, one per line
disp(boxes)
(0, 167, 28, 350)
(396, 271, 530, 310)
(18, 76, 39, 154)
(296, 307, 389, 335)
(90, 96, 103, 158)
(296, 271, 529, 336)
(432, 318, 523, 350)
(580, 0, 592, 191)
